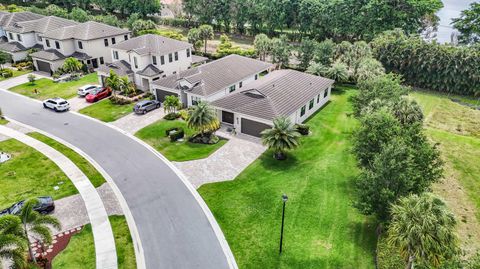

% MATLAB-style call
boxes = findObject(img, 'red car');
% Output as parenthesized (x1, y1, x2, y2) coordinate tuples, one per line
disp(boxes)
(85, 87, 111, 103)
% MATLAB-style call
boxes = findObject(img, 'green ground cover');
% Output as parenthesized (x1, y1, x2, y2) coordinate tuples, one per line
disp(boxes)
(8, 73, 98, 100)
(0, 69, 31, 82)
(199, 88, 376, 268)
(135, 119, 227, 162)
(78, 98, 134, 122)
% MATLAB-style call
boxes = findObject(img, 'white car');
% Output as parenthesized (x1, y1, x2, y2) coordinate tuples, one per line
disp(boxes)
(43, 98, 70, 112)
(77, 84, 100, 97)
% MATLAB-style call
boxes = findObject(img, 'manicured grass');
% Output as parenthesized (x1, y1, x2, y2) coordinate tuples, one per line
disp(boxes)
(0, 118, 8, 125)
(28, 132, 106, 187)
(52, 215, 136, 269)
(199, 88, 376, 268)
(0, 69, 31, 81)
(135, 119, 228, 162)
(78, 98, 134, 122)
(8, 73, 98, 100)
(0, 139, 77, 209)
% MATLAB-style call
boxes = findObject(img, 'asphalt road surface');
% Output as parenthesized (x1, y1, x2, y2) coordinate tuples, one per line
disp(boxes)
(0, 89, 235, 269)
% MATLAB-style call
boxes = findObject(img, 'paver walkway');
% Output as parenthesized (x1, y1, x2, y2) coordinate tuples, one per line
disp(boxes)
(0, 125, 118, 269)
(111, 108, 165, 134)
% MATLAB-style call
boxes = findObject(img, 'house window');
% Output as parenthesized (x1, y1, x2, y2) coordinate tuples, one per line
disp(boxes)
(324, 90, 328, 98)
(191, 96, 198, 105)
(229, 85, 236, 93)
(300, 105, 306, 116)
(17, 34, 22, 41)
(255, 74, 258, 80)
(104, 39, 109, 47)
(133, 57, 138, 69)
(124, 34, 128, 40)
(186, 48, 190, 57)
(37, 35, 42, 41)
(100, 57, 104, 64)
(55, 41, 60, 49)
(169, 53, 173, 63)
(113, 51, 119, 60)
(87, 60, 91, 64)
(111, 37, 116, 45)
(174, 52, 178, 61)
(46, 39, 50, 47)
(317, 94, 320, 103)
(152, 56, 157, 65)
(153, 77, 160, 81)
(78, 41, 83, 49)
(160, 55, 165, 65)
(309, 99, 314, 110)
(239, 81, 243, 88)
(8, 32, 13, 40)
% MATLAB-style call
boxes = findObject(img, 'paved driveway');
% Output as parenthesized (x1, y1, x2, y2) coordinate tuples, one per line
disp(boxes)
(0, 89, 236, 269)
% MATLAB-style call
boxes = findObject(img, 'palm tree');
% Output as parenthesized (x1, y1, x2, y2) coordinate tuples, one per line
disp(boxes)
(326, 61, 349, 83)
(391, 97, 424, 126)
(20, 199, 61, 263)
(187, 101, 220, 137)
(163, 95, 181, 114)
(261, 117, 301, 160)
(355, 57, 385, 82)
(198, 25, 214, 54)
(0, 215, 27, 268)
(388, 193, 459, 269)
(62, 57, 83, 75)
(306, 62, 328, 76)
(105, 70, 123, 98)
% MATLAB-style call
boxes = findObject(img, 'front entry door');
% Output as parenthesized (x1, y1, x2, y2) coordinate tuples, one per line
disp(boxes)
(92, 58, 98, 68)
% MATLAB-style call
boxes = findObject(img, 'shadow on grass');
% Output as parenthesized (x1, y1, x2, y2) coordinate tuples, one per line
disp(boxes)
(258, 150, 299, 171)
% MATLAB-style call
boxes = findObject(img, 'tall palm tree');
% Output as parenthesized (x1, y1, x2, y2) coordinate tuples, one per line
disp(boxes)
(388, 193, 459, 269)
(261, 117, 301, 160)
(187, 101, 220, 137)
(20, 199, 61, 263)
(0, 215, 27, 268)
(326, 61, 349, 83)
(163, 95, 181, 114)
(105, 70, 123, 98)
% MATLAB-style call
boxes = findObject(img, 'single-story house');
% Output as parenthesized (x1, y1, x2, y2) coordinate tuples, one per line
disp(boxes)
(211, 69, 334, 137)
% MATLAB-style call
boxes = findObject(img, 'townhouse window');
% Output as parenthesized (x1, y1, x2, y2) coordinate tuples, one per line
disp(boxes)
(38, 35, 42, 41)
(111, 37, 116, 45)
(17, 34, 22, 41)
(174, 52, 178, 61)
(124, 34, 128, 40)
(78, 41, 83, 49)
(104, 39, 109, 47)
(133, 56, 138, 69)
(46, 39, 50, 47)
(8, 32, 13, 40)
(309, 99, 314, 110)
(186, 48, 190, 57)
(160, 55, 165, 65)
(173, 71, 177, 74)
(317, 94, 320, 103)
(168, 53, 173, 63)
(152, 56, 157, 65)
(153, 77, 160, 81)
(55, 41, 60, 49)
(113, 51, 119, 60)
(239, 81, 243, 88)
(100, 57, 104, 64)
(324, 90, 328, 98)
(300, 105, 306, 116)
(229, 85, 236, 93)
(255, 74, 258, 80)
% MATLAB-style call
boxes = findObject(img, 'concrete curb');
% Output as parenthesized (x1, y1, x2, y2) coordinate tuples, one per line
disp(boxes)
(0, 124, 117, 269)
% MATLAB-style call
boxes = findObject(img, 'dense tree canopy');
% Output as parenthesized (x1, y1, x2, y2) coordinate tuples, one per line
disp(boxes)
(452, 2, 480, 44)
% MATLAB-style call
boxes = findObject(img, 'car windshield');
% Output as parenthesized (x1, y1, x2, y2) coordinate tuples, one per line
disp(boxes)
(90, 89, 100, 94)
(59, 101, 67, 105)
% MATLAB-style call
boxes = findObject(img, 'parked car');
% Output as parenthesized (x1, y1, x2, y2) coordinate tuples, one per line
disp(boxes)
(85, 87, 111, 103)
(43, 97, 70, 112)
(78, 84, 100, 97)
(0, 196, 55, 216)
(133, 100, 161, 114)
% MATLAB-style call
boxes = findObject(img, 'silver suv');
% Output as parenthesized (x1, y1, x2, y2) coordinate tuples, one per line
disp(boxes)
(77, 84, 100, 97)
(43, 98, 70, 112)
(133, 100, 161, 114)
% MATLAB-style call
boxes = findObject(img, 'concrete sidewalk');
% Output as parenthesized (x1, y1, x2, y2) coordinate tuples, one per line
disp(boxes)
(0, 125, 118, 269)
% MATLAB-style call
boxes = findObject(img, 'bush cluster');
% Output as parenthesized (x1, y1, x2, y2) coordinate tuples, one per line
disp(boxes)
(164, 112, 180, 120)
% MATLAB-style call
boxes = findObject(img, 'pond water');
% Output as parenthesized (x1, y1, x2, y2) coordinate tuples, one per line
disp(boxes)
(435, 0, 476, 43)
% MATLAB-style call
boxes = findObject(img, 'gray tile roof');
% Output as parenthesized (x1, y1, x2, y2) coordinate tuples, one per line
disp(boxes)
(4, 16, 77, 34)
(97, 60, 133, 76)
(30, 49, 66, 61)
(0, 40, 26, 52)
(137, 64, 162, 77)
(42, 21, 129, 41)
(0, 12, 44, 28)
(110, 34, 192, 55)
(211, 69, 334, 121)
(152, 54, 274, 97)
(192, 55, 208, 64)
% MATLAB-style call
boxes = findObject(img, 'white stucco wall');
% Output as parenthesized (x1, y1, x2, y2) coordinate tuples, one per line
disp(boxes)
(289, 86, 331, 124)
(203, 72, 261, 103)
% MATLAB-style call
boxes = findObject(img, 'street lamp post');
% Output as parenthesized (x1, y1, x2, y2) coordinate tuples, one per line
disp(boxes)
(279, 194, 288, 254)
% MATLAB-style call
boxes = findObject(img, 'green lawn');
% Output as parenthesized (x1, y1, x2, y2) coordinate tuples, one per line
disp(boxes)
(0, 69, 31, 81)
(199, 88, 376, 268)
(28, 132, 106, 188)
(0, 118, 8, 125)
(52, 215, 136, 269)
(8, 73, 98, 100)
(0, 139, 77, 208)
(135, 120, 228, 162)
(79, 98, 134, 122)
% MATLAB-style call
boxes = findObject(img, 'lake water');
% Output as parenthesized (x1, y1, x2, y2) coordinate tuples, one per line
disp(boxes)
(435, 0, 477, 43)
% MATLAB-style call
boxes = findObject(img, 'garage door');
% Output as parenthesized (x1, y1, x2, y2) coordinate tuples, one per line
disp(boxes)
(241, 118, 271, 137)
(155, 89, 178, 102)
(36, 60, 51, 73)
(222, 111, 234, 124)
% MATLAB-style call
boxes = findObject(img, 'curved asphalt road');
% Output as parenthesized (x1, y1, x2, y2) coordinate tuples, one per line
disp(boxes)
(0, 89, 235, 269)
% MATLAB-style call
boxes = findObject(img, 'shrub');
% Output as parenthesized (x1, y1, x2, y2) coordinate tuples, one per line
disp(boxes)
(188, 133, 220, 144)
(169, 128, 185, 142)
(164, 112, 180, 120)
(28, 74, 36, 84)
(1, 69, 13, 78)
(295, 124, 310, 135)
(179, 110, 189, 120)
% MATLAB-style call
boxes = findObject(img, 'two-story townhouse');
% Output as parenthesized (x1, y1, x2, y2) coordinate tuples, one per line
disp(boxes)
(30, 21, 130, 74)
(0, 11, 45, 62)
(151, 54, 274, 105)
(97, 34, 194, 91)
